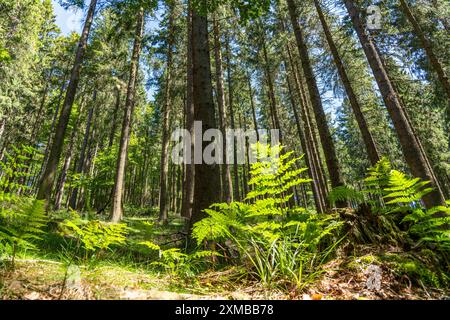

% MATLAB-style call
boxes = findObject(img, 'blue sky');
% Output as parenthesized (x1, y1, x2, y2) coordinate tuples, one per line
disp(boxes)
(52, 0, 84, 35)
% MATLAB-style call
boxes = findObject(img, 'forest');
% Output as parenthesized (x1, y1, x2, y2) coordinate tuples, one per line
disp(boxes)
(0, 0, 449, 301)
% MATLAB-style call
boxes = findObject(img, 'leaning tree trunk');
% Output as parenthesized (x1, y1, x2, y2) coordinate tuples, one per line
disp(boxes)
(37, 0, 98, 204)
(181, 0, 195, 219)
(159, 2, 176, 224)
(343, 0, 447, 209)
(314, 0, 381, 165)
(188, 6, 221, 233)
(399, 0, 450, 104)
(213, 14, 233, 203)
(110, 8, 144, 222)
(286, 0, 345, 203)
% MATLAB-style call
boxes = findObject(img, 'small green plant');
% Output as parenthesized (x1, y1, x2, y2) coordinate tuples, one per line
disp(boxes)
(0, 198, 47, 268)
(60, 219, 128, 262)
(139, 241, 217, 277)
(193, 143, 344, 288)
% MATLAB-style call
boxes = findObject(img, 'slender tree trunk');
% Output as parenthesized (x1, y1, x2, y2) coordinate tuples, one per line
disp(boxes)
(285, 62, 326, 213)
(399, 0, 450, 104)
(343, 0, 446, 208)
(259, 25, 282, 144)
(213, 14, 233, 203)
(110, 8, 144, 222)
(181, 0, 195, 219)
(314, 0, 381, 165)
(287, 0, 344, 200)
(37, 0, 98, 203)
(69, 91, 96, 209)
(225, 32, 240, 202)
(246, 71, 259, 142)
(188, 6, 221, 232)
(159, 2, 176, 224)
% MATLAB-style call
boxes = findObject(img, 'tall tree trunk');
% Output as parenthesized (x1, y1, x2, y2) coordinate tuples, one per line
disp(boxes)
(188, 6, 221, 232)
(159, 2, 176, 224)
(313, 0, 381, 165)
(287, 0, 344, 200)
(343, 0, 447, 208)
(213, 14, 233, 203)
(37, 0, 98, 203)
(246, 71, 259, 142)
(110, 8, 144, 222)
(399, 0, 450, 104)
(259, 24, 283, 144)
(285, 61, 326, 213)
(69, 90, 96, 209)
(181, 0, 195, 219)
(225, 32, 240, 201)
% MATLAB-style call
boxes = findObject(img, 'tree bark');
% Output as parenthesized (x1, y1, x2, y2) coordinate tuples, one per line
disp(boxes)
(69, 90, 96, 209)
(225, 31, 240, 202)
(181, 0, 195, 219)
(213, 14, 233, 203)
(110, 8, 144, 222)
(314, 0, 381, 165)
(343, 0, 447, 208)
(286, 0, 345, 201)
(37, 0, 98, 203)
(188, 7, 221, 232)
(399, 0, 450, 104)
(159, 2, 176, 224)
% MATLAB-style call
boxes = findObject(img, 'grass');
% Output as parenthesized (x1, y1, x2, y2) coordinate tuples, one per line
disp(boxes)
(1, 209, 448, 300)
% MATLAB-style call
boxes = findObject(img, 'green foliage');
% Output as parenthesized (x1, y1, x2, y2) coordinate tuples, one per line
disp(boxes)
(0, 46, 10, 62)
(139, 241, 218, 277)
(192, 0, 270, 22)
(193, 144, 344, 287)
(0, 198, 47, 266)
(0, 145, 42, 196)
(356, 158, 448, 253)
(60, 220, 128, 258)
(327, 185, 365, 207)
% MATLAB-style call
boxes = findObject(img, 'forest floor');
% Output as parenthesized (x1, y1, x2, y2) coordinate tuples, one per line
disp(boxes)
(0, 214, 448, 300)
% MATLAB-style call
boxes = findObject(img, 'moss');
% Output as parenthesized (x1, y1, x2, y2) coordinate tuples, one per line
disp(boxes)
(347, 254, 381, 271)
(381, 252, 448, 288)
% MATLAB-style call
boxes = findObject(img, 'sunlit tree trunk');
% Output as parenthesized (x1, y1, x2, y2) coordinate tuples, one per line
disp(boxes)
(343, 0, 446, 209)
(213, 14, 233, 203)
(287, 0, 345, 205)
(37, 0, 98, 204)
(181, 0, 195, 219)
(314, 0, 381, 165)
(399, 0, 450, 104)
(110, 8, 144, 222)
(69, 90, 96, 209)
(159, 2, 176, 224)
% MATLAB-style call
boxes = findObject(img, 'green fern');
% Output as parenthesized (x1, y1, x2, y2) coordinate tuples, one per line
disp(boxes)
(60, 219, 128, 260)
(0, 198, 47, 267)
(327, 185, 365, 207)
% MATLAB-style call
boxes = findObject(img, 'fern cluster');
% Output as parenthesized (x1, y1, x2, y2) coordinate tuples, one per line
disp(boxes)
(0, 198, 47, 266)
(192, 143, 344, 287)
(328, 157, 449, 253)
(60, 219, 128, 260)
